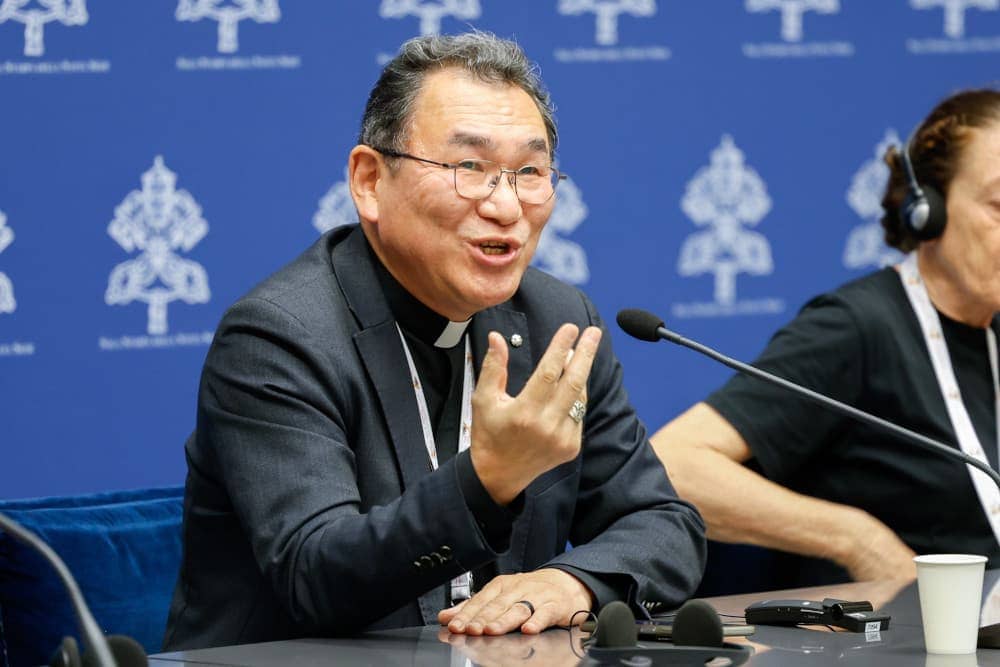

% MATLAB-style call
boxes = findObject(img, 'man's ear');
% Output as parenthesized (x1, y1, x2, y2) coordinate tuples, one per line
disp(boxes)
(349, 145, 382, 224)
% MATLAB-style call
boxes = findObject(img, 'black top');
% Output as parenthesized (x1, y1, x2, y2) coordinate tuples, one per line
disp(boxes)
(707, 268, 999, 571)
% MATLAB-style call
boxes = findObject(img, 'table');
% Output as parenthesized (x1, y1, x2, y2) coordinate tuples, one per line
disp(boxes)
(150, 575, 1000, 665)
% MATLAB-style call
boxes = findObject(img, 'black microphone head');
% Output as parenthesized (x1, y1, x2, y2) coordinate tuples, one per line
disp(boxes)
(593, 600, 638, 648)
(671, 599, 723, 647)
(616, 309, 664, 342)
(82, 635, 148, 667)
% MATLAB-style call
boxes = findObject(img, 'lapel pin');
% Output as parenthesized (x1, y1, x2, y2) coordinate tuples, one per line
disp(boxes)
(510, 333, 523, 348)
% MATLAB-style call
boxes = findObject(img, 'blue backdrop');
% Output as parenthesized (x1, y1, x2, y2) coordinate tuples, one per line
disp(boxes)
(2, 0, 998, 499)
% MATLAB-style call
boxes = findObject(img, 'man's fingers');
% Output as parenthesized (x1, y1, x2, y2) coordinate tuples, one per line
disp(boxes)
(550, 326, 601, 418)
(520, 600, 558, 634)
(475, 331, 509, 398)
(519, 323, 580, 404)
(456, 593, 519, 635)
(483, 600, 536, 635)
(445, 586, 499, 634)
(437, 598, 467, 625)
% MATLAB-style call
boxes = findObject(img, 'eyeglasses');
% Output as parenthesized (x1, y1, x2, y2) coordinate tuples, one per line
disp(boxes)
(373, 147, 565, 205)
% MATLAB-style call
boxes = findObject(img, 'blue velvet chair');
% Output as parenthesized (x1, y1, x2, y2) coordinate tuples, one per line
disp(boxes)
(0, 486, 183, 667)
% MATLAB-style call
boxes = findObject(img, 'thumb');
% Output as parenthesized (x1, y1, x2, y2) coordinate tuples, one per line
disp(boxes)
(475, 331, 509, 397)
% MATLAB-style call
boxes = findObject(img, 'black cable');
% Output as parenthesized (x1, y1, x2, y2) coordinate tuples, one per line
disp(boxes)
(567, 609, 596, 658)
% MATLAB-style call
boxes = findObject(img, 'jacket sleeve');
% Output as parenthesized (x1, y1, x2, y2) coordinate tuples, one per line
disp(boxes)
(542, 293, 708, 610)
(195, 296, 510, 633)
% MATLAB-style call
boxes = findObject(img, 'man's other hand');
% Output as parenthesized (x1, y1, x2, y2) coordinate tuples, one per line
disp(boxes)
(438, 568, 594, 635)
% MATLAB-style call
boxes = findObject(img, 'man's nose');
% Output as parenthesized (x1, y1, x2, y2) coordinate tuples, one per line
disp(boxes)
(478, 172, 522, 225)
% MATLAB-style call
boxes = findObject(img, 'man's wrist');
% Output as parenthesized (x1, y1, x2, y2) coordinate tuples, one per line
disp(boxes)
(538, 567, 595, 612)
(468, 447, 528, 506)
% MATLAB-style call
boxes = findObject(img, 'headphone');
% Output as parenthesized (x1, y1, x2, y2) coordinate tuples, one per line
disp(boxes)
(587, 600, 752, 666)
(898, 131, 948, 240)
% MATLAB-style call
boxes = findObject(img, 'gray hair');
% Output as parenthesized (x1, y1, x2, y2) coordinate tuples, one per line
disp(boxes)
(358, 32, 558, 160)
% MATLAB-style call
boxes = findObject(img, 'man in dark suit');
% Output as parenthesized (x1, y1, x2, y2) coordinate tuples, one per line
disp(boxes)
(164, 32, 705, 650)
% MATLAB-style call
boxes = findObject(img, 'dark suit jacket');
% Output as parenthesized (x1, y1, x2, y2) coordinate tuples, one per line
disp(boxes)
(163, 225, 705, 650)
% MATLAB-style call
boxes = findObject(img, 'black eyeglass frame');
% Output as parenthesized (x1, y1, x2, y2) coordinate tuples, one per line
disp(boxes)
(371, 147, 566, 204)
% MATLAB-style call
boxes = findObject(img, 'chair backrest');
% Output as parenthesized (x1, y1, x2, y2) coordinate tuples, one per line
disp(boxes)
(0, 486, 183, 667)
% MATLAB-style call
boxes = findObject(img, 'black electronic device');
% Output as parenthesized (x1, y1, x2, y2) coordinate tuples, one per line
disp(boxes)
(744, 599, 827, 626)
(584, 600, 753, 666)
(744, 598, 890, 633)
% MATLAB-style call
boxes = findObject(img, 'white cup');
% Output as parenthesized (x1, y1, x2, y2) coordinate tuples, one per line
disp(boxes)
(914, 554, 988, 655)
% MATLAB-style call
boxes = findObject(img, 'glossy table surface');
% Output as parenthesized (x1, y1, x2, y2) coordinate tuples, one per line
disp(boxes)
(150, 575, 1000, 665)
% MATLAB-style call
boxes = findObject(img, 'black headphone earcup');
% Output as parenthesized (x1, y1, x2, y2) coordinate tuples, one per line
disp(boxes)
(915, 185, 947, 240)
(901, 185, 947, 240)
(672, 599, 724, 647)
(50, 636, 82, 667)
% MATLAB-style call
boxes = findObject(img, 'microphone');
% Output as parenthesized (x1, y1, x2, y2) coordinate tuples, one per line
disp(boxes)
(586, 599, 751, 665)
(51, 635, 148, 667)
(0, 511, 148, 667)
(616, 308, 1000, 492)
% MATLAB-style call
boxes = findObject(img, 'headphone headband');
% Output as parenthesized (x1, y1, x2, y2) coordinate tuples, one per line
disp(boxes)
(898, 125, 947, 240)
(900, 131, 923, 199)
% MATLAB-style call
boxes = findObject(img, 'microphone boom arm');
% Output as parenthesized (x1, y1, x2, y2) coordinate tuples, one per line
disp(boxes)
(0, 511, 117, 666)
(656, 325, 1000, 492)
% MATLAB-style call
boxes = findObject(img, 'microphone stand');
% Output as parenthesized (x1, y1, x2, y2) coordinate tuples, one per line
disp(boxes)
(0, 511, 117, 666)
(619, 310, 1000, 647)
(654, 324, 1000, 491)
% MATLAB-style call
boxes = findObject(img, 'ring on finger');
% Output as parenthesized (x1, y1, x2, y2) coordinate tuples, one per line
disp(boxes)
(515, 599, 536, 616)
(568, 400, 586, 424)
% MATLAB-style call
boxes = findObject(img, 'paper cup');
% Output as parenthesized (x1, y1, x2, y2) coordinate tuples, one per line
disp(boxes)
(914, 554, 988, 655)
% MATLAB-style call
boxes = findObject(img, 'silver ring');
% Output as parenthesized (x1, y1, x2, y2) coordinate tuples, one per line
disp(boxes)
(568, 400, 586, 424)
(515, 599, 535, 615)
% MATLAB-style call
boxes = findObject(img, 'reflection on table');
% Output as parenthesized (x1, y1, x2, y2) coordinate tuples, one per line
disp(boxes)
(151, 575, 1000, 666)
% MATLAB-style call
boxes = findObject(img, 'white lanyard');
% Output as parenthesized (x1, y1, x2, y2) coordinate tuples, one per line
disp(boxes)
(898, 253, 1000, 546)
(396, 324, 475, 601)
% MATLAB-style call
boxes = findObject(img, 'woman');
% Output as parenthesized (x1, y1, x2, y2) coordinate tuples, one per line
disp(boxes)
(652, 88, 1000, 584)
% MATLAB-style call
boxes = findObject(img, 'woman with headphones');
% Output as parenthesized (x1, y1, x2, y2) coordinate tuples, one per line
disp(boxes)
(652, 88, 1000, 586)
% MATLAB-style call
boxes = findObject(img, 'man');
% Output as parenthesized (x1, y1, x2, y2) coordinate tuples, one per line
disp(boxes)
(163, 32, 705, 650)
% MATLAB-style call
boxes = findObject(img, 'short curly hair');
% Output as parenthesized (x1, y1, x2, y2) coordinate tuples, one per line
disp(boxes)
(881, 88, 1000, 252)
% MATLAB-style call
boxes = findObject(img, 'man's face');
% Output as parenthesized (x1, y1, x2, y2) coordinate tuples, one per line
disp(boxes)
(364, 68, 555, 321)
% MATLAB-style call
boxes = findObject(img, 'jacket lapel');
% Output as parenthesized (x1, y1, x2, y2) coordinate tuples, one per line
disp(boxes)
(332, 228, 445, 624)
(470, 307, 532, 397)
(331, 227, 431, 491)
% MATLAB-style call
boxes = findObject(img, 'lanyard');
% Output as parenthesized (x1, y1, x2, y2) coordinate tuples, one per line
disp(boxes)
(898, 253, 1000, 546)
(396, 325, 475, 601)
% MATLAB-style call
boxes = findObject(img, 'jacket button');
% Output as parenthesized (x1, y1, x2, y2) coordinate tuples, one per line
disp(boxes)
(420, 555, 434, 569)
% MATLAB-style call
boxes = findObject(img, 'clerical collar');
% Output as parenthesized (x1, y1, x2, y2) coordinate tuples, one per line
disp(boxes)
(369, 244, 471, 349)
